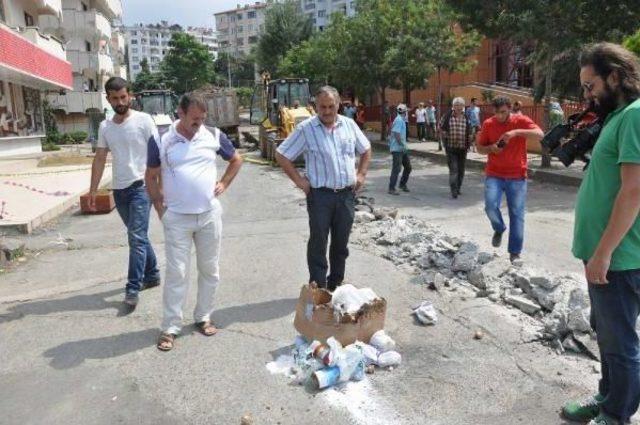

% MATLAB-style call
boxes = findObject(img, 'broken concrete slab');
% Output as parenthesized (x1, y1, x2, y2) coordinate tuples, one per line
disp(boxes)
(504, 294, 541, 315)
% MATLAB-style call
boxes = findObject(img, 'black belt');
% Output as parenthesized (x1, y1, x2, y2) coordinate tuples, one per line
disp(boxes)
(129, 180, 144, 189)
(314, 186, 353, 193)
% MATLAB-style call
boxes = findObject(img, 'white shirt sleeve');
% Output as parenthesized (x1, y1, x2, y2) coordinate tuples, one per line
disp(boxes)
(352, 120, 371, 154)
(96, 121, 108, 149)
(277, 125, 307, 161)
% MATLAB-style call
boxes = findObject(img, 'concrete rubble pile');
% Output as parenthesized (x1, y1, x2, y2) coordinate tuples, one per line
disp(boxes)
(351, 196, 598, 359)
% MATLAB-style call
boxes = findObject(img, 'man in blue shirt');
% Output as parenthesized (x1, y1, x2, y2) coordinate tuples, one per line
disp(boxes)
(388, 103, 412, 195)
(276, 86, 371, 292)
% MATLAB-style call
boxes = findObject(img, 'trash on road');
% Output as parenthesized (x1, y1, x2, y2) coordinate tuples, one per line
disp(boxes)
(293, 283, 387, 346)
(413, 300, 438, 325)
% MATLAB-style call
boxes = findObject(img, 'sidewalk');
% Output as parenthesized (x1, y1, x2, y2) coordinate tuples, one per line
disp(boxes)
(0, 145, 111, 234)
(366, 130, 585, 187)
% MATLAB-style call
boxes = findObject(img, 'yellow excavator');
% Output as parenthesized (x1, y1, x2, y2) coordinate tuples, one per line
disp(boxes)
(249, 72, 314, 161)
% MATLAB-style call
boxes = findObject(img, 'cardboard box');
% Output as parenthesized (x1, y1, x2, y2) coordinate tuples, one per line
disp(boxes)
(293, 284, 386, 346)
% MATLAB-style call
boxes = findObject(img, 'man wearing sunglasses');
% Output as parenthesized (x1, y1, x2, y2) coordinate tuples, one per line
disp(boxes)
(562, 43, 640, 425)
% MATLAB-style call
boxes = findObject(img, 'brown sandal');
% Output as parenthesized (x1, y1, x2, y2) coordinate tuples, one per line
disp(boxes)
(157, 333, 176, 351)
(196, 321, 218, 336)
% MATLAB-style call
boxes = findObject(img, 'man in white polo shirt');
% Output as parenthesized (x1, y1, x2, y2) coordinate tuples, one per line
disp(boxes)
(145, 93, 242, 351)
(89, 77, 161, 307)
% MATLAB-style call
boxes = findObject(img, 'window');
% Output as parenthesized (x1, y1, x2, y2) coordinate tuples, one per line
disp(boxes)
(24, 12, 34, 26)
(248, 36, 258, 44)
(133, 65, 140, 70)
(318, 10, 326, 17)
(132, 56, 139, 61)
(237, 26, 243, 33)
(132, 31, 137, 36)
(131, 39, 138, 45)
(247, 11, 256, 19)
(237, 13, 243, 20)
(132, 48, 138, 53)
(237, 38, 244, 46)
(81, 2, 88, 11)
(85, 41, 91, 52)
(305, 3, 315, 10)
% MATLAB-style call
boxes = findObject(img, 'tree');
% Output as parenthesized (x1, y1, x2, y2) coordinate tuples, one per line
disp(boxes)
(214, 52, 256, 87)
(255, 0, 313, 74)
(445, 0, 640, 166)
(624, 29, 640, 58)
(131, 58, 167, 92)
(160, 32, 216, 94)
(278, 0, 480, 139)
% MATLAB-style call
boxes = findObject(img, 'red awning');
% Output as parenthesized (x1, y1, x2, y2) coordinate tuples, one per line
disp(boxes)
(0, 25, 72, 91)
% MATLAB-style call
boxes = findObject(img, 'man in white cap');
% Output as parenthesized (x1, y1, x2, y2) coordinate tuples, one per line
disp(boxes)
(388, 103, 412, 195)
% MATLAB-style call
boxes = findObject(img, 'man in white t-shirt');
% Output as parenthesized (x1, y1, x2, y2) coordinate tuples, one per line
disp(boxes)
(146, 93, 243, 351)
(413, 102, 428, 142)
(89, 77, 161, 307)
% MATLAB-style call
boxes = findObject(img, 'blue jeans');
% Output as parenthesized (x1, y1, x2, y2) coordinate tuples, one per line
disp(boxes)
(113, 181, 160, 295)
(589, 268, 640, 422)
(484, 176, 527, 255)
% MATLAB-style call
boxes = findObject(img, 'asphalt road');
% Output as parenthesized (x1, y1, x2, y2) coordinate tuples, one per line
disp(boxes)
(0, 146, 608, 425)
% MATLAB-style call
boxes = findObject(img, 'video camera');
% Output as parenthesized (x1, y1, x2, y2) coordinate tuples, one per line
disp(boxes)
(540, 107, 602, 167)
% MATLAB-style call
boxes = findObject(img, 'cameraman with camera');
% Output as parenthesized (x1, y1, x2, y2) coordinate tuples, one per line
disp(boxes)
(562, 43, 640, 425)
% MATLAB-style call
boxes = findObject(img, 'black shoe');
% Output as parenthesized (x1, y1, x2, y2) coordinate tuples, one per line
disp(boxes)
(510, 253, 521, 263)
(123, 292, 139, 307)
(451, 192, 458, 199)
(399, 185, 410, 192)
(142, 279, 160, 290)
(492, 231, 503, 247)
(388, 189, 400, 195)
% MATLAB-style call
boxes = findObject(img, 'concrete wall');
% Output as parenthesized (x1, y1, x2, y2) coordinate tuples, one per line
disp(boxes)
(0, 135, 42, 156)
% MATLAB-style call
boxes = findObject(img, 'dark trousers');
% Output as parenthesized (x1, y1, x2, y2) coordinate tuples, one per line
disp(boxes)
(113, 181, 160, 295)
(589, 268, 640, 422)
(417, 123, 426, 140)
(405, 123, 410, 140)
(426, 122, 436, 140)
(446, 147, 467, 195)
(306, 188, 355, 290)
(389, 151, 412, 190)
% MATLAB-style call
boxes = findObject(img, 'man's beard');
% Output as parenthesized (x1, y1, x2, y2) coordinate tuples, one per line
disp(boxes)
(114, 104, 130, 115)
(593, 83, 619, 119)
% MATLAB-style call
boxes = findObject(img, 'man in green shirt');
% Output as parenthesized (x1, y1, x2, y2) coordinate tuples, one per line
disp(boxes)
(562, 43, 640, 425)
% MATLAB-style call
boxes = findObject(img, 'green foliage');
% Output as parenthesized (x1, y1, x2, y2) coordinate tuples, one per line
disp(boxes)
(256, 0, 313, 74)
(160, 33, 216, 94)
(42, 100, 57, 135)
(446, 0, 640, 100)
(41, 140, 60, 151)
(68, 131, 88, 144)
(623, 29, 640, 57)
(235, 87, 254, 108)
(214, 52, 256, 87)
(132, 58, 168, 92)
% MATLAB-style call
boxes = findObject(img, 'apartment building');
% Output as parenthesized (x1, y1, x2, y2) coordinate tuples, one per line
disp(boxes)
(214, 2, 268, 57)
(40, 0, 124, 137)
(187, 26, 218, 60)
(0, 0, 73, 156)
(298, 0, 356, 31)
(123, 21, 182, 81)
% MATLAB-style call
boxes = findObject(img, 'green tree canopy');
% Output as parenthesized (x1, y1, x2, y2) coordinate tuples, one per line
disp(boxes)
(160, 32, 216, 94)
(255, 0, 313, 74)
(131, 58, 168, 92)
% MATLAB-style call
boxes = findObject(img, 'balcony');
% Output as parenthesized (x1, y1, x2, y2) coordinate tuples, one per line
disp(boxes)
(111, 31, 125, 55)
(19, 27, 66, 59)
(67, 51, 114, 76)
(47, 91, 110, 114)
(35, 0, 62, 18)
(62, 9, 112, 41)
(0, 23, 72, 90)
(93, 0, 123, 20)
